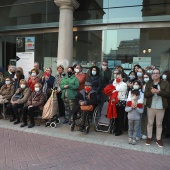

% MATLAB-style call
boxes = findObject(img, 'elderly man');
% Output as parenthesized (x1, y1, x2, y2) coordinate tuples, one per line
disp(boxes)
(34, 62, 43, 79)
(144, 68, 170, 147)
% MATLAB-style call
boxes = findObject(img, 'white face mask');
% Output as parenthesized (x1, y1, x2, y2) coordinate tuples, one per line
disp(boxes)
(75, 69, 79, 73)
(132, 96, 137, 100)
(162, 74, 167, 80)
(133, 85, 139, 90)
(31, 73, 36, 77)
(92, 71, 96, 76)
(129, 75, 135, 80)
(102, 65, 107, 70)
(137, 72, 142, 77)
(20, 84, 26, 89)
(34, 87, 40, 92)
(5, 80, 10, 85)
(144, 78, 149, 83)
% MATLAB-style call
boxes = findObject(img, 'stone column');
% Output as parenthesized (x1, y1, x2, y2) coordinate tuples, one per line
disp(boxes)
(0, 37, 2, 67)
(54, 0, 79, 69)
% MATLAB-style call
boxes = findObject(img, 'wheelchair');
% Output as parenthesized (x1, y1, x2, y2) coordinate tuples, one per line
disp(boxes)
(70, 106, 100, 134)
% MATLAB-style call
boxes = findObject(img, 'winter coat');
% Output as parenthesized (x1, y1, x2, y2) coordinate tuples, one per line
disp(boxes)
(42, 75, 55, 90)
(144, 80, 170, 109)
(11, 87, 30, 104)
(101, 68, 112, 88)
(27, 90, 45, 110)
(60, 75, 79, 99)
(0, 84, 15, 101)
(53, 72, 66, 91)
(28, 76, 40, 91)
(75, 72, 86, 91)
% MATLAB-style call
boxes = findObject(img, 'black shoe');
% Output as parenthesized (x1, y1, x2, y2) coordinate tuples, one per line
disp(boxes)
(56, 118, 60, 124)
(69, 120, 73, 125)
(79, 125, 85, 132)
(63, 119, 69, 124)
(20, 123, 27, 128)
(70, 123, 75, 131)
(14, 120, 20, 125)
(28, 124, 35, 128)
(115, 131, 123, 136)
(10, 117, 16, 122)
(113, 128, 118, 134)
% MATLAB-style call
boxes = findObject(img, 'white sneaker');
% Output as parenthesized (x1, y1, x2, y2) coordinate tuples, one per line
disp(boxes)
(136, 137, 140, 140)
(128, 138, 132, 144)
(141, 134, 147, 140)
(132, 140, 137, 145)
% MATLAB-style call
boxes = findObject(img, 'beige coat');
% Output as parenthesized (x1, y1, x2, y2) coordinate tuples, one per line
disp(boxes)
(0, 84, 15, 101)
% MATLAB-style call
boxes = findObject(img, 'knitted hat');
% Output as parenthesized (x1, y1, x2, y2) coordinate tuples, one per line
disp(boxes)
(85, 81, 92, 86)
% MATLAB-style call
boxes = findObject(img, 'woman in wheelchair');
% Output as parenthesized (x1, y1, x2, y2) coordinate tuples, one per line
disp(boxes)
(71, 81, 98, 132)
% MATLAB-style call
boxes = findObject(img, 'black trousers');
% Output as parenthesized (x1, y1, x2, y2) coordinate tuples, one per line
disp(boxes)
(22, 106, 40, 124)
(57, 92, 65, 117)
(7, 103, 24, 120)
(115, 106, 125, 133)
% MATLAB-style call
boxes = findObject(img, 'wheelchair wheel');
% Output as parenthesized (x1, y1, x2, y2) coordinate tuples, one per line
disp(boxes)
(75, 111, 82, 126)
(45, 121, 51, 127)
(85, 126, 90, 134)
(93, 106, 101, 130)
(50, 122, 57, 128)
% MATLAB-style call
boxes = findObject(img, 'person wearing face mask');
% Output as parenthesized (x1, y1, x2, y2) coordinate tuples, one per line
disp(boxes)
(100, 61, 111, 88)
(161, 71, 170, 139)
(5, 65, 16, 80)
(53, 65, 66, 117)
(42, 67, 55, 100)
(6, 79, 30, 124)
(20, 83, 45, 128)
(112, 70, 127, 136)
(127, 71, 137, 91)
(0, 77, 15, 116)
(87, 66, 102, 102)
(13, 71, 24, 92)
(125, 90, 144, 145)
(136, 68, 145, 84)
(74, 64, 86, 91)
(70, 81, 98, 131)
(60, 67, 79, 124)
(28, 69, 40, 91)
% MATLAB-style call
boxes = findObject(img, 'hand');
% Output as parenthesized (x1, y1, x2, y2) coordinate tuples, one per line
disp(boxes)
(155, 89, 160, 94)
(151, 87, 156, 94)
(56, 90, 60, 93)
(80, 101, 84, 106)
(64, 85, 69, 88)
(112, 90, 117, 93)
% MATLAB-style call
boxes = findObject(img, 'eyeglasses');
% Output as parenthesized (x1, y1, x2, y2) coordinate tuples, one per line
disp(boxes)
(152, 73, 159, 75)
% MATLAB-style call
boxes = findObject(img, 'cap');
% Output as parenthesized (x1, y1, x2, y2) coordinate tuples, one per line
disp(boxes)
(85, 81, 92, 86)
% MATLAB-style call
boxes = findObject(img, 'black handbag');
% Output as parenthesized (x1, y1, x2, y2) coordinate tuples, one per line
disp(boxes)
(14, 93, 23, 99)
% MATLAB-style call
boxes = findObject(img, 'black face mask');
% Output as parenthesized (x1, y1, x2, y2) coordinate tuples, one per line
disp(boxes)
(67, 71, 73, 77)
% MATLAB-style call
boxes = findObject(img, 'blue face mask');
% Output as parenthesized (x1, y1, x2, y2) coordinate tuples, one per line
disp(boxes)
(92, 71, 96, 76)
(137, 72, 142, 77)
(144, 78, 149, 83)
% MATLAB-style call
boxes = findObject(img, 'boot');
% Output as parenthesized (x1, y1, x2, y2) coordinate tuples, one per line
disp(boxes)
(14, 118, 20, 125)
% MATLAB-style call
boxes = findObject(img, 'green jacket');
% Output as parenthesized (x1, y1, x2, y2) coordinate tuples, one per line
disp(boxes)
(144, 80, 170, 109)
(60, 75, 79, 99)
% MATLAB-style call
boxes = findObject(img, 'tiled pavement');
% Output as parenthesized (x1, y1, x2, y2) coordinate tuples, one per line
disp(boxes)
(0, 119, 170, 170)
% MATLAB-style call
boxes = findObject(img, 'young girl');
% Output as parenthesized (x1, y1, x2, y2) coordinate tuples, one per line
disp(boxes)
(125, 90, 144, 145)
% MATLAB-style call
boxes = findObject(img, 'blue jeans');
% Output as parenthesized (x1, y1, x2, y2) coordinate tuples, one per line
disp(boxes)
(136, 114, 142, 138)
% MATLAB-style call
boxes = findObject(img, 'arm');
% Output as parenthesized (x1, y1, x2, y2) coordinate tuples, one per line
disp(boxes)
(125, 106, 133, 112)
(135, 107, 144, 114)
(157, 81, 170, 97)
(78, 73, 86, 84)
(85, 92, 98, 106)
(144, 82, 154, 98)
(32, 93, 45, 107)
(4, 86, 15, 100)
(68, 77, 79, 90)
(17, 88, 31, 104)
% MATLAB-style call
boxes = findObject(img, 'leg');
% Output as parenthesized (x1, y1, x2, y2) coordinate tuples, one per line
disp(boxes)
(12, 104, 23, 124)
(20, 106, 29, 127)
(147, 108, 156, 139)
(133, 120, 140, 140)
(155, 109, 165, 141)
(57, 93, 65, 117)
(68, 99, 75, 123)
(28, 106, 39, 125)
(128, 119, 134, 139)
(63, 98, 69, 123)
(6, 103, 15, 121)
(80, 111, 87, 131)
(136, 114, 142, 139)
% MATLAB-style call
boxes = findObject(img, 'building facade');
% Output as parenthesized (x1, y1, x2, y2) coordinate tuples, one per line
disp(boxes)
(0, 0, 170, 75)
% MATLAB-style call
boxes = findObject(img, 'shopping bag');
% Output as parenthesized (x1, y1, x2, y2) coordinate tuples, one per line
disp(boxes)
(42, 89, 59, 119)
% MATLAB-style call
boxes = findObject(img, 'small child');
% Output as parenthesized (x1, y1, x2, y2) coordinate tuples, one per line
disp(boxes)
(125, 89, 144, 145)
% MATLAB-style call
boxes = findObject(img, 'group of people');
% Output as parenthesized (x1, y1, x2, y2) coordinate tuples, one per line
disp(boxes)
(0, 61, 169, 148)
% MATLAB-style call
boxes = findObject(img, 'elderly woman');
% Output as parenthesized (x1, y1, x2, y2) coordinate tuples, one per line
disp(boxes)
(20, 83, 45, 128)
(74, 64, 86, 91)
(42, 67, 55, 99)
(28, 68, 40, 91)
(7, 79, 30, 124)
(0, 77, 15, 115)
(60, 67, 79, 124)
(53, 65, 66, 117)
(14, 70, 24, 92)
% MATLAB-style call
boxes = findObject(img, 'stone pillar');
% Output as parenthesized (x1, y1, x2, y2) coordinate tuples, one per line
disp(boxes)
(0, 37, 2, 67)
(54, 0, 79, 68)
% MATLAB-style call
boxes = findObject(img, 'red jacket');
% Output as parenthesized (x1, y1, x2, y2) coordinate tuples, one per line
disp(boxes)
(103, 84, 118, 119)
